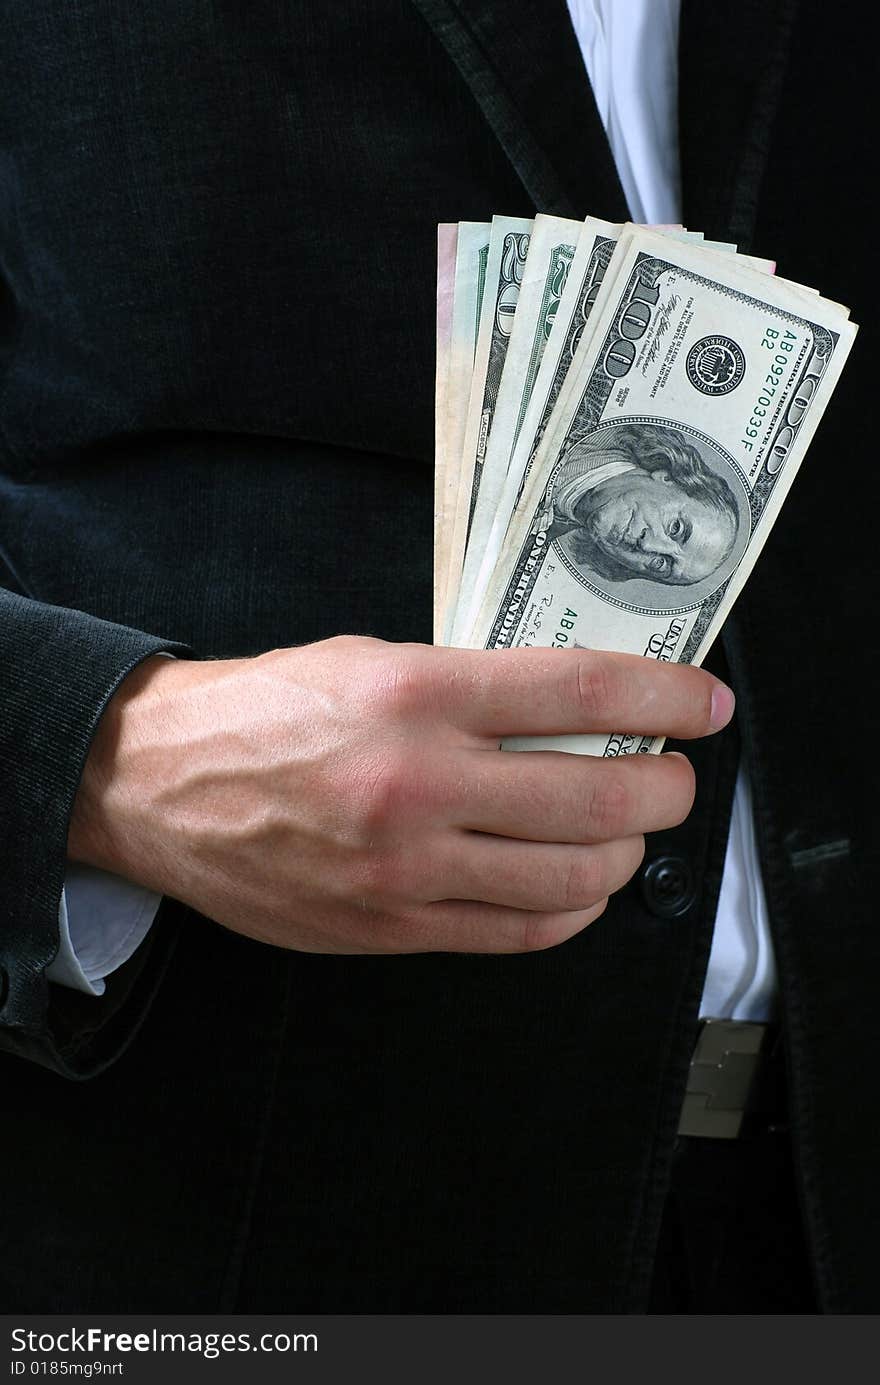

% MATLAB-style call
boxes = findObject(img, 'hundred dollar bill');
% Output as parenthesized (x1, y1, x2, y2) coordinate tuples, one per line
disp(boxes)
(451, 214, 583, 643)
(443, 214, 532, 640)
(456, 224, 775, 640)
(469, 226, 856, 756)
(436, 220, 490, 640)
(444, 222, 724, 643)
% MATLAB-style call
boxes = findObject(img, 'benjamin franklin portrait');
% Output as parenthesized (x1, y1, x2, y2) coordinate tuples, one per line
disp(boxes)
(542, 422, 741, 588)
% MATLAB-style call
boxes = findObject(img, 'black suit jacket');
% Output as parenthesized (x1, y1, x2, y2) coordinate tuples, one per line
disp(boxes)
(0, 0, 877, 1312)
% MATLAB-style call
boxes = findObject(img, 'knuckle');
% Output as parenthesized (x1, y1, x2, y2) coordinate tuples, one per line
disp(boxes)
(352, 752, 427, 838)
(374, 652, 433, 720)
(573, 654, 618, 723)
(520, 912, 555, 953)
(323, 632, 359, 653)
(348, 845, 426, 915)
(345, 846, 395, 908)
(323, 632, 382, 663)
(560, 851, 604, 910)
(586, 773, 630, 837)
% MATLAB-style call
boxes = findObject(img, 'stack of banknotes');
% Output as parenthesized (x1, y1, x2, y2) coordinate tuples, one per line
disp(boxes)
(434, 215, 856, 755)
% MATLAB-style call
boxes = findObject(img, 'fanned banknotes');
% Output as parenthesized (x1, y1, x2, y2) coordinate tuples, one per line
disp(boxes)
(435, 217, 856, 756)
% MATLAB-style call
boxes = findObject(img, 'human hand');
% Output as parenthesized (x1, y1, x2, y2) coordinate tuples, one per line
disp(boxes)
(67, 637, 734, 955)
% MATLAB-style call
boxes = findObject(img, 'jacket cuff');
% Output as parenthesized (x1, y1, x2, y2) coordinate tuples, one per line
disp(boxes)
(0, 588, 193, 1065)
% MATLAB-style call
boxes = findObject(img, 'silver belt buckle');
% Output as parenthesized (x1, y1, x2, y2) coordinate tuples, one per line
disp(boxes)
(677, 1020, 772, 1139)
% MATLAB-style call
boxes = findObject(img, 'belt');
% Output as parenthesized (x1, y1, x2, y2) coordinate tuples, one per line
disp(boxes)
(677, 1020, 788, 1139)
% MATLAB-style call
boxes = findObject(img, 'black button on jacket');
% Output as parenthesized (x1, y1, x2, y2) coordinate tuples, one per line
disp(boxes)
(641, 856, 697, 919)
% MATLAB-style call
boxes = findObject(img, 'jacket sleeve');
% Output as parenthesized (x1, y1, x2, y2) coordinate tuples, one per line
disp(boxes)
(0, 585, 193, 1078)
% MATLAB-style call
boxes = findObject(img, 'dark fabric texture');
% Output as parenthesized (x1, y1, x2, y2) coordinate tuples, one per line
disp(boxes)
(0, 0, 877, 1312)
(648, 1132, 818, 1313)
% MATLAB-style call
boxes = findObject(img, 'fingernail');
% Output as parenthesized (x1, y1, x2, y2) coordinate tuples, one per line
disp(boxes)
(710, 684, 736, 731)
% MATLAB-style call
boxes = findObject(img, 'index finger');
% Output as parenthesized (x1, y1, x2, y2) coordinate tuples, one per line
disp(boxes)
(436, 646, 734, 741)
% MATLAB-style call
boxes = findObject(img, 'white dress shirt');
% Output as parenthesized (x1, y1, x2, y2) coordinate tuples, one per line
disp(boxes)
(50, 0, 778, 1023)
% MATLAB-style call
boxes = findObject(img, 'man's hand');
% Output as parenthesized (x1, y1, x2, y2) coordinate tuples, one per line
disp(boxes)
(67, 637, 734, 955)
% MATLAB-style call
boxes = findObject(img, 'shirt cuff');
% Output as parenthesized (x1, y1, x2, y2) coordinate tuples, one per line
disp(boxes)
(48, 867, 165, 996)
(47, 651, 178, 996)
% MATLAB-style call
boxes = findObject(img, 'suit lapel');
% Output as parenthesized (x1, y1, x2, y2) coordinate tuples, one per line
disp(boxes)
(410, 0, 629, 221)
(679, 0, 799, 249)
(413, 0, 799, 240)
